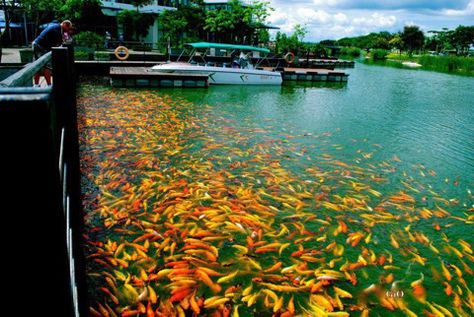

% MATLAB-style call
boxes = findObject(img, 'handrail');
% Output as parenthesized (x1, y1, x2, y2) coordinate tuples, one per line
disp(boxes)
(0, 51, 52, 87)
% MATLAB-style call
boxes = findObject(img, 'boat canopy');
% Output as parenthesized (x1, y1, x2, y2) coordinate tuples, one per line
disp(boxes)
(185, 42, 270, 54)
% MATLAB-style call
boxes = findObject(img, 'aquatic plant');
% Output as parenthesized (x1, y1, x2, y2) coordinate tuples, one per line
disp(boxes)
(418, 55, 474, 76)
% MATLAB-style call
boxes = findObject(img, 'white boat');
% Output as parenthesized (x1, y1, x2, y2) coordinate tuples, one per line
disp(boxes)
(150, 42, 282, 85)
(402, 61, 422, 68)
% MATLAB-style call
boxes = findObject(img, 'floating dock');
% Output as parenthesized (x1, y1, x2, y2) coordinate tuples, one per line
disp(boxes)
(298, 59, 355, 69)
(109, 66, 348, 88)
(264, 67, 349, 82)
(110, 67, 208, 88)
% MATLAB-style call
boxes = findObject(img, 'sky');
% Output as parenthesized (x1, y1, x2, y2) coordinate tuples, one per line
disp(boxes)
(266, 0, 474, 41)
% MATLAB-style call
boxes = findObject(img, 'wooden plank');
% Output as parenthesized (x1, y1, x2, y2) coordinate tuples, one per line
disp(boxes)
(0, 51, 52, 87)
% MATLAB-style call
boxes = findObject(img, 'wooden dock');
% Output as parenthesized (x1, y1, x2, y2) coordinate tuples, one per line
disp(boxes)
(110, 67, 208, 88)
(263, 67, 349, 82)
(298, 59, 355, 69)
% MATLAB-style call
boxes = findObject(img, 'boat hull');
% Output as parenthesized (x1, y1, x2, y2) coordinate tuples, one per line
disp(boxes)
(150, 63, 282, 85)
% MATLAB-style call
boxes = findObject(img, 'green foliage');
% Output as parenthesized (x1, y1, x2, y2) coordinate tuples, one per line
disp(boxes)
(401, 25, 425, 55)
(74, 50, 91, 60)
(386, 52, 412, 61)
(159, 9, 189, 47)
(389, 34, 402, 51)
(380, 53, 474, 76)
(418, 55, 474, 75)
(450, 25, 474, 54)
(19, 0, 64, 40)
(337, 32, 395, 50)
(274, 24, 307, 55)
(60, 0, 105, 32)
(94, 51, 110, 60)
(74, 31, 103, 48)
(21, 0, 64, 14)
(126, 0, 153, 8)
(340, 47, 361, 57)
(203, 0, 273, 44)
(371, 49, 389, 60)
(131, 43, 152, 51)
(118, 10, 155, 40)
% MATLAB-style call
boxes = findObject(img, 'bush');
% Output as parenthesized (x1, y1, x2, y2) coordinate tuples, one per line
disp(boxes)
(131, 44, 152, 52)
(75, 50, 91, 61)
(340, 47, 361, 57)
(371, 49, 389, 60)
(74, 31, 104, 49)
(94, 51, 110, 60)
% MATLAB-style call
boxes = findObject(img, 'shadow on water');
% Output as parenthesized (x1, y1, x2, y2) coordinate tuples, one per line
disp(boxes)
(281, 81, 348, 94)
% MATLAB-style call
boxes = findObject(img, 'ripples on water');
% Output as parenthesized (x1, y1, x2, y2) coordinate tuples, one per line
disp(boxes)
(78, 63, 473, 316)
(175, 63, 474, 181)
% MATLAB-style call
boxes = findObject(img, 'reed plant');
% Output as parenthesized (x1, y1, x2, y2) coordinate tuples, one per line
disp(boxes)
(417, 55, 474, 76)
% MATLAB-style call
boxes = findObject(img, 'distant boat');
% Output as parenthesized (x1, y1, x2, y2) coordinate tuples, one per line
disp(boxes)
(402, 61, 422, 68)
(150, 42, 282, 85)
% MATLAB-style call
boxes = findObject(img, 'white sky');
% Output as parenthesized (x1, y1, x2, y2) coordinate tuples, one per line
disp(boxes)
(266, 0, 474, 41)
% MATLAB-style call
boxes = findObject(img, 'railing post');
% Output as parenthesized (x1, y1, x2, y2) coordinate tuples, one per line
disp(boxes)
(52, 46, 88, 317)
(0, 90, 74, 316)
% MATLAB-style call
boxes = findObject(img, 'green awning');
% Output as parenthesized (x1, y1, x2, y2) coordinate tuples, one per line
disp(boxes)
(185, 42, 270, 54)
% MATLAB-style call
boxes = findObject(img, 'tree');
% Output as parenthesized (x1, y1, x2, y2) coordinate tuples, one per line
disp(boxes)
(204, 0, 272, 44)
(274, 24, 307, 55)
(389, 34, 402, 54)
(401, 25, 424, 56)
(127, 0, 153, 10)
(158, 9, 188, 47)
(19, 0, 64, 37)
(60, 0, 105, 32)
(1, 0, 21, 45)
(450, 25, 474, 55)
(117, 0, 155, 40)
(117, 10, 155, 41)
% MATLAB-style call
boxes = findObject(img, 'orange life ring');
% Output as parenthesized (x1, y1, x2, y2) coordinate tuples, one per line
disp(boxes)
(114, 46, 129, 61)
(284, 52, 295, 64)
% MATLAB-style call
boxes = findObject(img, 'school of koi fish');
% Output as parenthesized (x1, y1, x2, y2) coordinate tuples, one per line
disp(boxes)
(78, 85, 473, 317)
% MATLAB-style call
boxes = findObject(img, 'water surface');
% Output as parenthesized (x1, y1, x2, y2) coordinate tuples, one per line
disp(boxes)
(79, 63, 473, 317)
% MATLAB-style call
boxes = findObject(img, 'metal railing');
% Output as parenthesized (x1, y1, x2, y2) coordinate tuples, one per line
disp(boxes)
(0, 46, 86, 317)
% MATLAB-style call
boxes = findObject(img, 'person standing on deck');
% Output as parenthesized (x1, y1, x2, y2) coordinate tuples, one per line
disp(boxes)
(32, 20, 73, 87)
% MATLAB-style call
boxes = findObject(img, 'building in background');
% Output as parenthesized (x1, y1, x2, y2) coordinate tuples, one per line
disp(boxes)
(203, 0, 253, 11)
(100, 0, 190, 48)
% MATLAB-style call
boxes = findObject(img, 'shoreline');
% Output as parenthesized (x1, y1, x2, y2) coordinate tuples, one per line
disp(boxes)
(361, 55, 474, 77)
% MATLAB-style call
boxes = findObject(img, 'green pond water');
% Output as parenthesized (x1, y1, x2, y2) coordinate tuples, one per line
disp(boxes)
(79, 62, 473, 316)
(163, 63, 474, 183)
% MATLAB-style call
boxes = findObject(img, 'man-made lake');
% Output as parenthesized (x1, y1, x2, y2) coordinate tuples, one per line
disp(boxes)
(79, 63, 473, 316)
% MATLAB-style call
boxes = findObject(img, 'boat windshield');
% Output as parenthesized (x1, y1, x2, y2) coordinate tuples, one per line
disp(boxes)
(175, 42, 270, 69)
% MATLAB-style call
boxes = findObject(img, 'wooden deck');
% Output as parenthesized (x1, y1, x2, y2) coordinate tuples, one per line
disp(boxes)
(109, 67, 208, 88)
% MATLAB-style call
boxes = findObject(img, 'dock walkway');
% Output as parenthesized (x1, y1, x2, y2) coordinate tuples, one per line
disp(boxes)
(263, 67, 349, 82)
(109, 66, 349, 88)
(110, 67, 209, 88)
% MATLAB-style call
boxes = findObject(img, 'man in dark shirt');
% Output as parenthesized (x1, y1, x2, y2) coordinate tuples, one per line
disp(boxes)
(32, 20, 73, 86)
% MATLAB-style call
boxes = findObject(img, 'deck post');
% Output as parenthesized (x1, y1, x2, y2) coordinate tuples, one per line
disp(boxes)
(52, 46, 88, 317)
